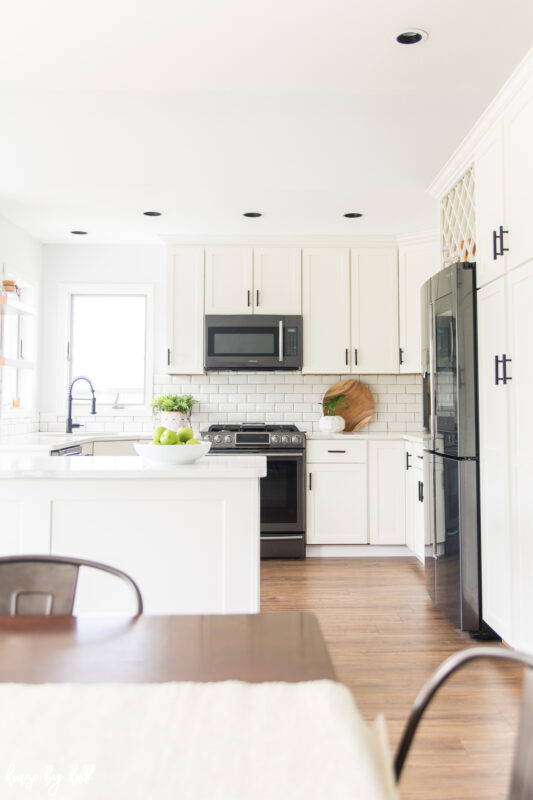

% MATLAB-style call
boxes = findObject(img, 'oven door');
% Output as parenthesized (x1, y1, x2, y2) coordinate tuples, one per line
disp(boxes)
(261, 451, 305, 534)
(204, 315, 302, 370)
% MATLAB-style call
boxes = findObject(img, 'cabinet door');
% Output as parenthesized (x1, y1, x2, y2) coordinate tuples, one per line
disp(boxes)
(368, 441, 406, 545)
(205, 248, 253, 314)
(302, 249, 350, 373)
(253, 248, 301, 315)
(505, 83, 533, 273)
(477, 278, 513, 642)
(167, 248, 204, 374)
(398, 240, 440, 372)
(507, 261, 533, 652)
(475, 125, 506, 288)
(350, 248, 399, 374)
(414, 470, 425, 564)
(306, 463, 367, 544)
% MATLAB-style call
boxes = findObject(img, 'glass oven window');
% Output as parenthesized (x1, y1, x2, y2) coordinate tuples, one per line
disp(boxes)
(208, 327, 278, 357)
(261, 458, 298, 524)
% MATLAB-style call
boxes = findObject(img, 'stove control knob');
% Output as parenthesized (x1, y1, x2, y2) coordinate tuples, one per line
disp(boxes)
(271, 434, 280, 444)
(224, 435, 233, 444)
(203, 435, 211, 442)
(291, 435, 301, 445)
(281, 435, 289, 444)
(214, 434, 223, 444)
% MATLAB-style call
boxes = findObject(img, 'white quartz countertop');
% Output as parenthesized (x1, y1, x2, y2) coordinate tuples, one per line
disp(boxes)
(0, 432, 151, 453)
(306, 431, 424, 442)
(0, 454, 267, 480)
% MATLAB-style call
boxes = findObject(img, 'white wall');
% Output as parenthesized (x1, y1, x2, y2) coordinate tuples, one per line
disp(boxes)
(40, 244, 166, 414)
(0, 213, 42, 434)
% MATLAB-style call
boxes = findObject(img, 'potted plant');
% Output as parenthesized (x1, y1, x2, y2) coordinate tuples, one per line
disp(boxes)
(318, 394, 347, 433)
(151, 394, 196, 432)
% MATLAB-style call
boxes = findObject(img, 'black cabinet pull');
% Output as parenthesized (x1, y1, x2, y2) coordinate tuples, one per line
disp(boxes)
(309, 472, 312, 490)
(495, 355, 504, 385)
(492, 229, 499, 260)
(345, 348, 348, 366)
(167, 348, 171, 366)
(406, 451, 412, 470)
(399, 347, 404, 365)
(354, 348, 358, 366)
(328, 450, 346, 453)
(256, 289, 259, 307)
(418, 481, 424, 503)
(247, 290, 251, 307)
(502, 354, 512, 384)
(499, 225, 509, 256)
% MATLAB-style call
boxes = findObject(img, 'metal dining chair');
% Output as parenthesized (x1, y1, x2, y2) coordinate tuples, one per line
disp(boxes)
(394, 647, 533, 798)
(0, 555, 143, 615)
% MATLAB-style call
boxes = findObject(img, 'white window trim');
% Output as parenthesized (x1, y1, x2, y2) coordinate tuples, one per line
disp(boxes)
(58, 283, 154, 413)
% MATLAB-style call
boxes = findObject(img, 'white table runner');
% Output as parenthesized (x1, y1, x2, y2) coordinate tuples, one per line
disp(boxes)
(0, 680, 398, 799)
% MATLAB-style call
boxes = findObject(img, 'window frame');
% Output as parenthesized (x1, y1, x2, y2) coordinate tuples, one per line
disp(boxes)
(59, 283, 154, 412)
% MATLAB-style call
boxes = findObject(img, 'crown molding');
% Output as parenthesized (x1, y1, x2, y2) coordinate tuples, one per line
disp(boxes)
(396, 229, 439, 248)
(427, 46, 533, 199)
(160, 234, 399, 248)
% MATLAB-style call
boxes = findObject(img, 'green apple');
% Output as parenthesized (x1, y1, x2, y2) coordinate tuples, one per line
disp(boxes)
(177, 427, 194, 443)
(160, 429, 179, 445)
(152, 426, 166, 444)
(185, 438, 200, 445)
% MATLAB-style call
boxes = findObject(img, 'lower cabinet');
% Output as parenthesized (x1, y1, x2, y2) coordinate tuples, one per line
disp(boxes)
(306, 463, 367, 544)
(368, 441, 406, 545)
(405, 443, 424, 563)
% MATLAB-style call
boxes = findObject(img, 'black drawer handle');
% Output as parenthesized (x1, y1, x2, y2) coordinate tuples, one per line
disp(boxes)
(309, 472, 312, 490)
(418, 481, 424, 502)
(406, 452, 412, 470)
(328, 449, 346, 453)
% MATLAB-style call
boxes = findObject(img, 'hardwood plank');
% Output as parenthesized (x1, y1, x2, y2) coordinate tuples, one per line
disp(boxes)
(261, 557, 523, 800)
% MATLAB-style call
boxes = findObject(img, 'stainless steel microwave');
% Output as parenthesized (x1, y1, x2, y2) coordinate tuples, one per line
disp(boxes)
(204, 315, 302, 371)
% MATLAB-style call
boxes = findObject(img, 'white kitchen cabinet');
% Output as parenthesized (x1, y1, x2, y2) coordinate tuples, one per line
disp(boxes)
(475, 125, 507, 288)
(368, 441, 406, 545)
(204, 248, 253, 314)
(167, 248, 204, 374)
(350, 248, 399, 374)
(253, 248, 301, 314)
(506, 261, 533, 653)
(477, 277, 513, 643)
(398, 240, 440, 372)
(306, 463, 367, 545)
(404, 443, 424, 563)
(302, 249, 350, 374)
(504, 79, 533, 273)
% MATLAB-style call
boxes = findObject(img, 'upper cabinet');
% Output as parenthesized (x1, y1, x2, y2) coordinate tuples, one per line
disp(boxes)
(504, 84, 533, 272)
(475, 124, 506, 288)
(302, 248, 351, 374)
(205, 247, 301, 315)
(398, 239, 439, 372)
(167, 248, 204, 374)
(350, 247, 399, 374)
(253, 248, 301, 315)
(205, 248, 253, 314)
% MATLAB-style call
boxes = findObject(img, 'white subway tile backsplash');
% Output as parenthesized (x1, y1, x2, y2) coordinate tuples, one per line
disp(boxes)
(37, 372, 422, 436)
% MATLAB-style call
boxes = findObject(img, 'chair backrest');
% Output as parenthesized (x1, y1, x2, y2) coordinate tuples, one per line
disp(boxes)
(0, 555, 143, 616)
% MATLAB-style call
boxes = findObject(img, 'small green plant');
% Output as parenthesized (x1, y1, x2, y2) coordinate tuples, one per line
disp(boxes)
(319, 393, 347, 416)
(151, 394, 196, 413)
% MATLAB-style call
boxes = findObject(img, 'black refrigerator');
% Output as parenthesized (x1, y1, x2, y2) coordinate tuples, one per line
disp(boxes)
(421, 261, 481, 632)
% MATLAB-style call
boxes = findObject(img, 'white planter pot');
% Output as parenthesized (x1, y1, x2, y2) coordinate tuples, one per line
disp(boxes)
(318, 415, 345, 433)
(159, 411, 189, 432)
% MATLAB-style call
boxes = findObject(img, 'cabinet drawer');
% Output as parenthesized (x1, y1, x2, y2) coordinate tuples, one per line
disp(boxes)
(307, 439, 366, 463)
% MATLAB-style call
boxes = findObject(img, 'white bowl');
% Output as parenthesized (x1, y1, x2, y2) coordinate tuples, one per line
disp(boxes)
(134, 441, 211, 465)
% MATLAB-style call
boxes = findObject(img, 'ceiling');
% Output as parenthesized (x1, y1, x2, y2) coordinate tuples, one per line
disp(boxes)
(0, 0, 532, 244)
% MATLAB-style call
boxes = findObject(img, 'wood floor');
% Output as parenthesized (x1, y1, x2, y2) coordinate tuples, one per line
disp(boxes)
(261, 557, 522, 800)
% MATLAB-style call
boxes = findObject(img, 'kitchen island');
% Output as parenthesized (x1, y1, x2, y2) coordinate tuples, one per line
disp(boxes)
(0, 454, 266, 615)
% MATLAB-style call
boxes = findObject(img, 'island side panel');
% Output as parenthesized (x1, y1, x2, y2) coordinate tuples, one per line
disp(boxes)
(0, 477, 261, 615)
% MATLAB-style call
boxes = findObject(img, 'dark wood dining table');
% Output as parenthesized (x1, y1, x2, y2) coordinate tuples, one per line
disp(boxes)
(0, 611, 336, 683)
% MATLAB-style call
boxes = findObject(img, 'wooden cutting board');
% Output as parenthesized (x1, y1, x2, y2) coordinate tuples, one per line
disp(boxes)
(322, 380, 374, 432)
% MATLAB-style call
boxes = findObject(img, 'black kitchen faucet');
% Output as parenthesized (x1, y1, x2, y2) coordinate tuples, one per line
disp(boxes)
(66, 376, 97, 433)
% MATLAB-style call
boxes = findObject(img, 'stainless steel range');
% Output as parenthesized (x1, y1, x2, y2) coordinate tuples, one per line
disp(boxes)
(202, 423, 306, 559)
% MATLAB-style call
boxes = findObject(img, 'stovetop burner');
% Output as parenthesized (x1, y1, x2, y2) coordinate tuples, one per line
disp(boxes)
(202, 422, 305, 449)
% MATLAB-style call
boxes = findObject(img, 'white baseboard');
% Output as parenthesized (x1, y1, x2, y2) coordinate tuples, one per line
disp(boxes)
(306, 545, 414, 558)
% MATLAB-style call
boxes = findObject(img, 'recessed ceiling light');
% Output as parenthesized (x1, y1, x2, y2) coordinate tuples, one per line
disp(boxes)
(143, 211, 162, 217)
(396, 29, 428, 45)
(70, 230, 88, 235)
(243, 212, 262, 218)
(344, 212, 363, 219)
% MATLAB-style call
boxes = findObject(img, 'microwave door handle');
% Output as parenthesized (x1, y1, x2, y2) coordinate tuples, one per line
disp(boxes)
(279, 320, 284, 362)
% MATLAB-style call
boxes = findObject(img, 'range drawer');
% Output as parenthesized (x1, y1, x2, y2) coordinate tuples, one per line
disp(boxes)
(307, 439, 367, 463)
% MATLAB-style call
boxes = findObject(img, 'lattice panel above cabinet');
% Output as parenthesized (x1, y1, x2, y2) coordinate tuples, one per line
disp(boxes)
(441, 166, 476, 264)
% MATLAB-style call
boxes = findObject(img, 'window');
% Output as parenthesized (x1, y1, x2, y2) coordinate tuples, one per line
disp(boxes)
(66, 286, 152, 406)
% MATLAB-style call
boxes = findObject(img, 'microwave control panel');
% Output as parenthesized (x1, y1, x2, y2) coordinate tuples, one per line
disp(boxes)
(285, 327, 298, 356)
